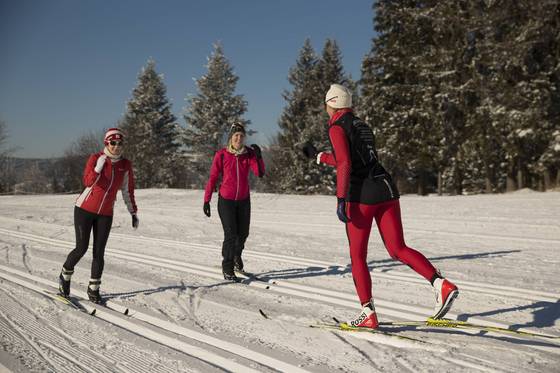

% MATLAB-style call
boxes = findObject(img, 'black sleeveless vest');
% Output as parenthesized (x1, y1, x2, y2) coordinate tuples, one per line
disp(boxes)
(330, 112, 400, 205)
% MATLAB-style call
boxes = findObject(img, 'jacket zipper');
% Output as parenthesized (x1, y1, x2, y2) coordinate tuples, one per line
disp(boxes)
(235, 156, 239, 200)
(97, 165, 114, 214)
(84, 173, 102, 202)
(383, 178, 394, 199)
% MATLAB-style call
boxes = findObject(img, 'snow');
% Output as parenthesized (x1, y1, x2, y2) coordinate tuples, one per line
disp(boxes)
(0, 190, 559, 372)
(517, 128, 534, 138)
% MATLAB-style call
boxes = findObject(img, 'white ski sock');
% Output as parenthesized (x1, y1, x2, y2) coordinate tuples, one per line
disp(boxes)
(61, 267, 73, 281)
(88, 279, 101, 291)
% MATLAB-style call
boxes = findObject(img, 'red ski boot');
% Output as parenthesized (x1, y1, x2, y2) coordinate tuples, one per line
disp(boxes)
(348, 301, 379, 329)
(432, 278, 459, 319)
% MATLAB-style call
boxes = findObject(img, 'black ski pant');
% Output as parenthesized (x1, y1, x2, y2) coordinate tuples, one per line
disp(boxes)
(63, 206, 112, 280)
(218, 196, 250, 273)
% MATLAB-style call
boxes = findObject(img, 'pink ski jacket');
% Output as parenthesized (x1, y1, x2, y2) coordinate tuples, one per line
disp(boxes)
(204, 147, 265, 203)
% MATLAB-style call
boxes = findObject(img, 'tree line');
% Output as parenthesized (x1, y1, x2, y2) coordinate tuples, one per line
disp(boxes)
(360, 0, 560, 194)
(1, 0, 558, 195)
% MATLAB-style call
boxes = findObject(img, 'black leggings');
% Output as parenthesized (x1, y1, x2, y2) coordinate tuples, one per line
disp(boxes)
(63, 206, 112, 279)
(217, 196, 250, 271)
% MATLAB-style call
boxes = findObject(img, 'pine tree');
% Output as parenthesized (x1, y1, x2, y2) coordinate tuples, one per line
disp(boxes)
(361, 0, 441, 195)
(417, 1, 479, 195)
(120, 59, 181, 188)
(361, 0, 560, 194)
(467, 0, 560, 191)
(183, 43, 249, 187)
(266, 38, 356, 194)
(265, 39, 321, 193)
(538, 130, 560, 189)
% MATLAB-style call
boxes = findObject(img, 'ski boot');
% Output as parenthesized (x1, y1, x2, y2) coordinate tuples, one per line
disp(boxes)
(233, 256, 245, 274)
(348, 301, 379, 329)
(87, 279, 103, 304)
(58, 267, 73, 297)
(222, 270, 241, 282)
(432, 277, 459, 319)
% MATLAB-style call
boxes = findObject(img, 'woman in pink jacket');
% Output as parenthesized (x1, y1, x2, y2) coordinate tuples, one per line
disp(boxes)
(204, 123, 265, 281)
(59, 128, 138, 303)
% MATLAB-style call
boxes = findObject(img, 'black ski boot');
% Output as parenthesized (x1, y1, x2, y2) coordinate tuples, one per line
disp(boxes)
(87, 280, 103, 304)
(58, 267, 73, 297)
(233, 256, 245, 274)
(87, 287, 102, 304)
(58, 273, 71, 297)
(222, 262, 239, 282)
(223, 271, 240, 282)
(223, 260, 240, 282)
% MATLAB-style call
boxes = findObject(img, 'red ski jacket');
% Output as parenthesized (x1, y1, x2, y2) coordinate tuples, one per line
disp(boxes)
(75, 151, 137, 216)
(204, 147, 265, 203)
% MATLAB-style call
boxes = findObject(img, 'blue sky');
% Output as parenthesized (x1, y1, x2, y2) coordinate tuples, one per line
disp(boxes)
(0, 0, 375, 158)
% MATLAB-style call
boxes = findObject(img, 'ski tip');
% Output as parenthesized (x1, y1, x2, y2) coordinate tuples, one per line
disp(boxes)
(90, 309, 96, 316)
(258, 309, 269, 319)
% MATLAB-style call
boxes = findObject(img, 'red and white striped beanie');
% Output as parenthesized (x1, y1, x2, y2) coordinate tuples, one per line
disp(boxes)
(104, 128, 124, 145)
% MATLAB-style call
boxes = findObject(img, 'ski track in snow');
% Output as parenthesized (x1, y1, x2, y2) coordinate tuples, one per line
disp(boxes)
(1, 245, 8, 265)
(1, 228, 560, 370)
(1, 225, 559, 369)
(20, 243, 32, 274)
(1, 219, 558, 304)
(0, 191, 559, 372)
(1, 224, 558, 315)
(0, 284, 193, 373)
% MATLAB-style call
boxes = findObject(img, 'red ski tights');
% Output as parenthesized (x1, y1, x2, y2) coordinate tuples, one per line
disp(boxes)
(346, 199, 437, 304)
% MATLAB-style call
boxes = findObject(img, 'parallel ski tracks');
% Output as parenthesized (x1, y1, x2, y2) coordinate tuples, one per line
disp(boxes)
(0, 264, 311, 373)
(0, 283, 183, 373)
(1, 226, 559, 372)
(1, 225, 557, 304)
(1, 270, 504, 373)
(2, 226, 559, 347)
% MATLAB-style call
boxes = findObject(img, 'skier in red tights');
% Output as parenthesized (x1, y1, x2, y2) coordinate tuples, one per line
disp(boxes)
(303, 84, 459, 328)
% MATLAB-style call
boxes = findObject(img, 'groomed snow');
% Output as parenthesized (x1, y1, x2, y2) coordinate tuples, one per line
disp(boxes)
(0, 190, 559, 372)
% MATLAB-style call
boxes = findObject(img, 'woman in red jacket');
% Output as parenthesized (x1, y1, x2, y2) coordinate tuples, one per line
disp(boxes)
(58, 128, 138, 303)
(204, 123, 265, 281)
(304, 84, 458, 328)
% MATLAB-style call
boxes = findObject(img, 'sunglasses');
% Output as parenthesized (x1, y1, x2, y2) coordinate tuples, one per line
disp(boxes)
(109, 140, 123, 146)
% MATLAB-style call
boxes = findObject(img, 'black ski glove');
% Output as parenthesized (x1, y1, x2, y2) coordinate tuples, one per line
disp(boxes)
(302, 142, 318, 159)
(250, 144, 262, 159)
(132, 214, 139, 229)
(203, 202, 211, 217)
(336, 198, 350, 223)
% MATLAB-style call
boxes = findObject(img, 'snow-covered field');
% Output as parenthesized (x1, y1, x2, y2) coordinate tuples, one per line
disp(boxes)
(0, 189, 559, 372)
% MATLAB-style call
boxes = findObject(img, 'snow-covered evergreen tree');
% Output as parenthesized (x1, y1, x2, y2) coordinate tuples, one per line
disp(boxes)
(361, 0, 441, 194)
(266, 38, 354, 194)
(465, 0, 559, 191)
(538, 130, 560, 189)
(361, 0, 559, 194)
(183, 43, 249, 187)
(265, 39, 321, 193)
(120, 59, 181, 188)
